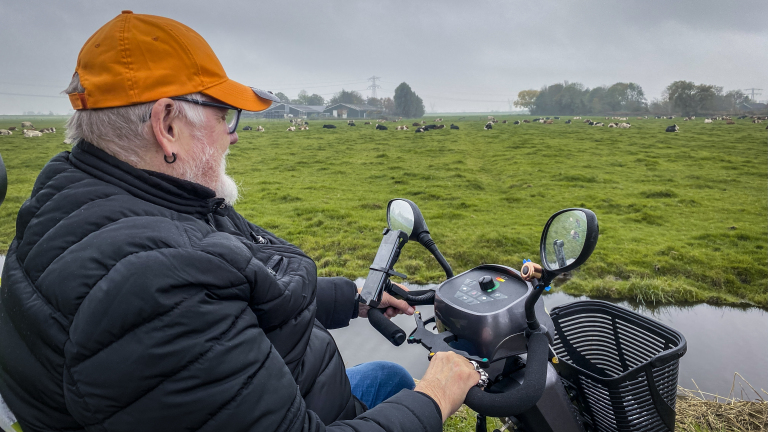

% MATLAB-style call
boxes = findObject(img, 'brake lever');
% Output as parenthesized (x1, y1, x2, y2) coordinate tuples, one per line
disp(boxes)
(408, 312, 490, 368)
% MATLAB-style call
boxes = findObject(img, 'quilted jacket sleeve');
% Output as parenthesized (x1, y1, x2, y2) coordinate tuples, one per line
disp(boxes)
(315, 277, 359, 330)
(62, 231, 441, 432)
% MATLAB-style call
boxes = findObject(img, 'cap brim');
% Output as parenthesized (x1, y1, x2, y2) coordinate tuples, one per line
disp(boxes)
(201, 79, 277, 112)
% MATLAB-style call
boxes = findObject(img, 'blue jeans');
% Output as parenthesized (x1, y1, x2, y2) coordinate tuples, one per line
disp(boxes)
(346, 361, 415, 409)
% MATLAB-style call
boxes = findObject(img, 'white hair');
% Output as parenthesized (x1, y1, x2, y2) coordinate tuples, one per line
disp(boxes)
(63, 73, 206, 167)
(63, 73, 239, 204)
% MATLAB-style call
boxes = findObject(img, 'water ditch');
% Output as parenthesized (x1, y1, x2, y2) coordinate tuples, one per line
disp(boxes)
(0, 257, 764, 397)
(330, 279, 767, 398)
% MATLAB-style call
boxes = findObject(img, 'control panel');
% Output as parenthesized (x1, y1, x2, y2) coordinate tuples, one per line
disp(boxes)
(439, 268, 529, 313)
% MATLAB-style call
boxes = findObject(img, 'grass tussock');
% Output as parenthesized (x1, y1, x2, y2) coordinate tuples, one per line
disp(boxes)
(443, 405, 503, 432)
(443, 374, 768, 432)
(0, 115, 766, 307)
(676, 374, 768, 432)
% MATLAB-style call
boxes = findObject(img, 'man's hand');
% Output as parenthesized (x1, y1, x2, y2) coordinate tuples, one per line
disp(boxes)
(414, 352, 480, 422)
(357, 283, 415, 318)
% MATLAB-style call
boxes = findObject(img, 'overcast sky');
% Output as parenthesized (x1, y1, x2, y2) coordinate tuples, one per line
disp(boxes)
(1, 0, 766, 114)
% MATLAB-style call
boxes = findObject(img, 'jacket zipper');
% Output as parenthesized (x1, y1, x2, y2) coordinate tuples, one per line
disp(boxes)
(206, 200, 225, 228)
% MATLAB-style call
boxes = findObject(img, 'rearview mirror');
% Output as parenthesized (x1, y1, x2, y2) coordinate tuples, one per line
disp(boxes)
(387, 199, 415, 236)
(540, 208, 598, 273)
(387, 199, 429, 241)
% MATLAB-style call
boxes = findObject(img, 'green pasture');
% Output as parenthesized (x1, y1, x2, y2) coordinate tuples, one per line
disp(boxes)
(1, 114, 766, 307)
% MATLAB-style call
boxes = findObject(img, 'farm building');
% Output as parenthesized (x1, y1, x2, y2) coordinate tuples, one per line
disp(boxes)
(740, 102, 767, 113)
(259, 104, 328, 119)
(323, 103, 381, 119)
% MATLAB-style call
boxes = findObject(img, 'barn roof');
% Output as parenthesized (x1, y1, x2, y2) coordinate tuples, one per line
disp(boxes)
(265, 103, 326, 113)
(288, 105, 326, 113)
(324, 103, 380, 112)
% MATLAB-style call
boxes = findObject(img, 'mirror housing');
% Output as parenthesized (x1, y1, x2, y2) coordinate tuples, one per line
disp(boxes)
(387, 199, 429, 242)
(539, 208, 599, 275)
(386, 198, 453, 278)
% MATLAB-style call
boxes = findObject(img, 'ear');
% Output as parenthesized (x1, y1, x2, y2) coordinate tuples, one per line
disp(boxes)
(150, 98, 179, 159)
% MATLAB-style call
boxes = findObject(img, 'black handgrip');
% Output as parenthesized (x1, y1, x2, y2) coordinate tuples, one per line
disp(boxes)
(464, 332, 550, 417)
(368, 307, 406, 346)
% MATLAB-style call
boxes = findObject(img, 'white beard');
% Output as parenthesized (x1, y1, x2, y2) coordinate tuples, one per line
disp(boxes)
(172, 138, 239, 206)
(212, 156, 239, 206)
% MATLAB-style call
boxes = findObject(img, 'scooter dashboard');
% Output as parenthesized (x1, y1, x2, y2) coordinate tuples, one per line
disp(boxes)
(440, 268, 529, 314)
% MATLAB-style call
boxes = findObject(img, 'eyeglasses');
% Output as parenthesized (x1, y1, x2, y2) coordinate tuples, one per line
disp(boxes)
(169, 97, 242, 134)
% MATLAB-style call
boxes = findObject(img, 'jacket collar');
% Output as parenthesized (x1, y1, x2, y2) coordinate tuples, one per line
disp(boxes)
(69, 141, 224, 217)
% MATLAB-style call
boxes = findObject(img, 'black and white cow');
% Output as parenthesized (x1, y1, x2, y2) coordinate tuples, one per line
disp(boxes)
(665, 124, 679, 132)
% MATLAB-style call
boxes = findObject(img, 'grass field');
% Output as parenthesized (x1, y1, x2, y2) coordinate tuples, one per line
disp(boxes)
(1, 114, 766, 307)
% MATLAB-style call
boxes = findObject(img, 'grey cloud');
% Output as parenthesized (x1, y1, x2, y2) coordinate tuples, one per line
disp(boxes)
(1, 0, 766, 114)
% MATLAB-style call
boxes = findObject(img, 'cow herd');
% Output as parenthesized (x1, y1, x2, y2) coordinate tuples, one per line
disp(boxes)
(0, 122, 58, 137)
(219, 112, 768, 136)
(3, 113, 765, 140)
(231, 114, 768, 134)
(234, 117, 463, 134)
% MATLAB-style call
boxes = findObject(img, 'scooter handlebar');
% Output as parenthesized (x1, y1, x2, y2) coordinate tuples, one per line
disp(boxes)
(464, 332, 550, 417)
(368, 307, 406, 346)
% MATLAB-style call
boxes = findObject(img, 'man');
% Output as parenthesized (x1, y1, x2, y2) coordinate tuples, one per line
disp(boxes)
(0, 11, 479, 432)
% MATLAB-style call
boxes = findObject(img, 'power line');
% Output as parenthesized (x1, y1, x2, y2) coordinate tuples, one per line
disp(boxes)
(0, 91, 66, 99)
(377, 80, 518, 98)
(417, 93, 511, 104)
(261, 78, 369, 88)
(0, 81, 68, 89)
(314, 88, 370, 97)
(264, 80, 369, 92)
(374, 87, 510, 104)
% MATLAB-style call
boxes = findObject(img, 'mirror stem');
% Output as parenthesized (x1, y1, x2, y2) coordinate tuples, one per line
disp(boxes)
(418, 232, 454, 278)
(525, 272, 553, 333)
(525, 283, 544, 332)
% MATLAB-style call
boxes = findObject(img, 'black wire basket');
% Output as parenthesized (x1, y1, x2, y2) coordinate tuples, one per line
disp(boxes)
(549, 300, 687, 432)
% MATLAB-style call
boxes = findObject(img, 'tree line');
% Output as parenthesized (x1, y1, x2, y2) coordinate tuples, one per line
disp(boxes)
(272, 82, 425, 118)
(514, 81, 754, 116)
(651, 81, 751, 116)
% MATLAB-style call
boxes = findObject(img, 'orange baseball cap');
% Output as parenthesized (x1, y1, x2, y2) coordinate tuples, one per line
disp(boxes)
(68, 11, 280, 111)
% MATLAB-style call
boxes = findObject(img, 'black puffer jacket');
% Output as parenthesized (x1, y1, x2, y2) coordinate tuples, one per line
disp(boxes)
(0, 142, 441, 432)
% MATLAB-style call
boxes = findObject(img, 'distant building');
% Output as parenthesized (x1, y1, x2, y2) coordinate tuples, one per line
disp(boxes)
(258, 103, 328, 119)
(323, 103, 381, 119)
(740, 102, 767, 112)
